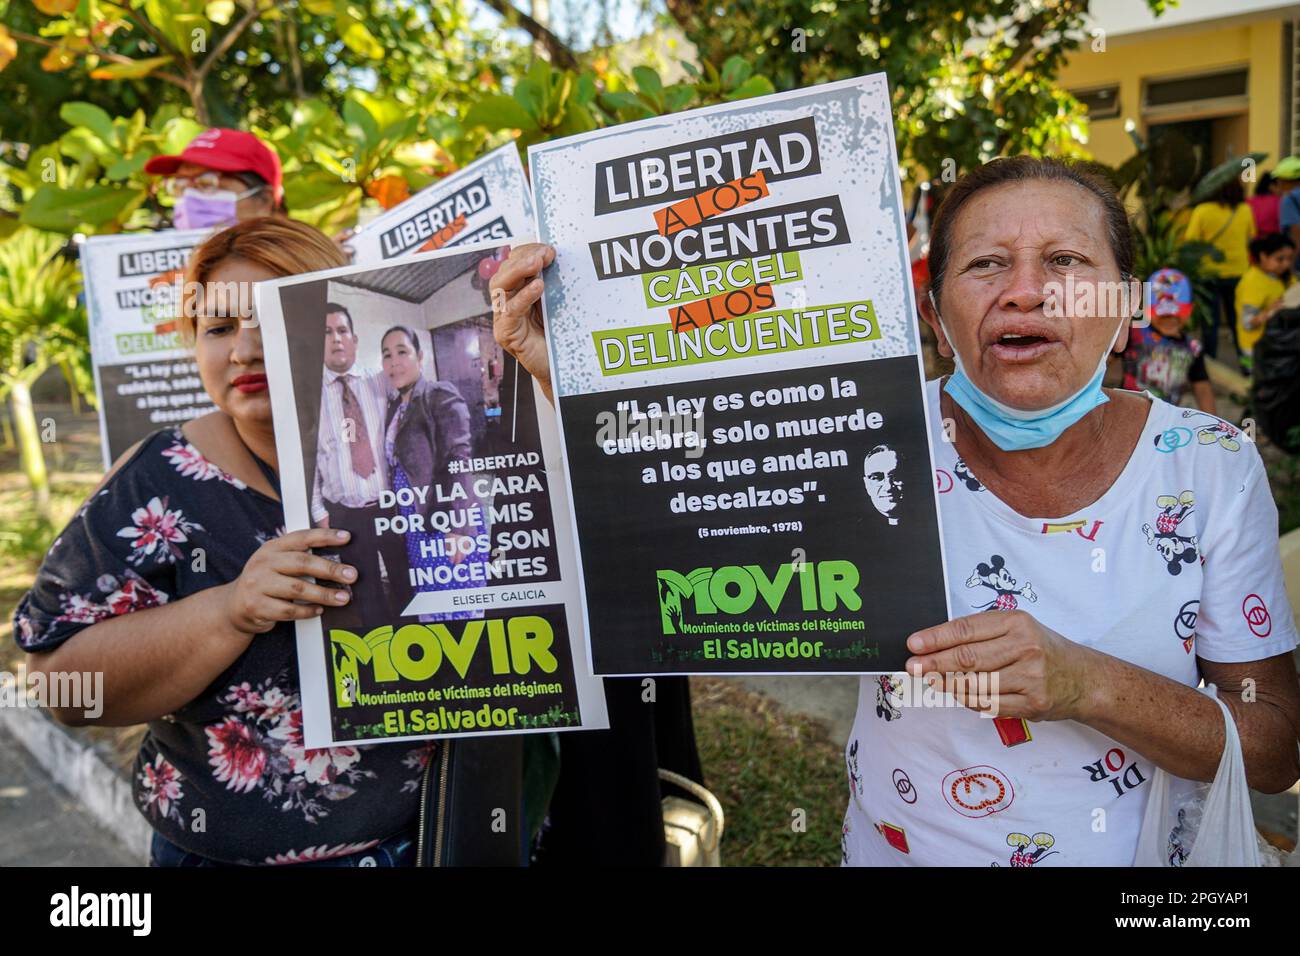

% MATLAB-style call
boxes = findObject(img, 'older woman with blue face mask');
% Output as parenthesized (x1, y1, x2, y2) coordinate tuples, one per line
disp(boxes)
(839, 156, 1300, 866)
(492, 156, 1300, 867)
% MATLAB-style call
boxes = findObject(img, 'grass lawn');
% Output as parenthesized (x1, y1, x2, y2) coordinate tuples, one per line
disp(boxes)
(0, 404, 105, 626)
(0, 403, 151, 773)
(691, 676, 844, 866)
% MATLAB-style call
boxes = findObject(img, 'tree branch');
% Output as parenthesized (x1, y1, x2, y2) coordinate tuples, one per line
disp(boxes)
(989, 0, 1087, 155)
(8, 29, 188, 89)
(662, 0, 702, 30)
(477, 0, 578, 71)
(101, 0, 190, 63)
(285, 15, 307, 100)
(1003, 0, 1086, 74)
(196, 0, 270, 83)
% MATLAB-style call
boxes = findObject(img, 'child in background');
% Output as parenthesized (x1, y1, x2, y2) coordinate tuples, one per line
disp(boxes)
(1235, 233, 1296, 375)
(1121, 268, 1216, 413)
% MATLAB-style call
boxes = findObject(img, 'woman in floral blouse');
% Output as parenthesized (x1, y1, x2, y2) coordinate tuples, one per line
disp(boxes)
(14, 218, 435, 866)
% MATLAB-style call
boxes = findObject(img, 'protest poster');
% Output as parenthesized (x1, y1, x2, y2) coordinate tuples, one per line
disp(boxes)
(80, 228, 216, 467)
(528, 73, 950, 676)
(347, 143, 534, 265)
(256, 239, 608, 748)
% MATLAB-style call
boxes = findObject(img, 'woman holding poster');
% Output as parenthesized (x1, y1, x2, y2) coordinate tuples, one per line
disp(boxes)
(491, 156, 1300, 867)
(16, 216, 697, 869)
(13, 218, 440, 866)
(12, 219, 453, 866)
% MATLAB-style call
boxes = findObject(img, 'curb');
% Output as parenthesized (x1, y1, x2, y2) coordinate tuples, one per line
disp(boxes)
(0, 700, 150, 864)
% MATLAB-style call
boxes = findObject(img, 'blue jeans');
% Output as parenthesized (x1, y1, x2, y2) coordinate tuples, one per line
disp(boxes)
(149, 829, 416, 867)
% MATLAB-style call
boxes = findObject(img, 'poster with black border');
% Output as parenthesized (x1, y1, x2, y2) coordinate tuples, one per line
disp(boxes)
(80, 228, 216, 468)
(528, 73, 952, 676)
(256, 237, 608, 748)
(347, 143, 534, 265)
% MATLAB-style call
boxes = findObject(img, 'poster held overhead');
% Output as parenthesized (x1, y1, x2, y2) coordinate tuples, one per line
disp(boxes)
(528, 73, 951, 676)
(80, 229, 216, 467)
(347, 143, 534, 265)
(256, 238, 608, 748)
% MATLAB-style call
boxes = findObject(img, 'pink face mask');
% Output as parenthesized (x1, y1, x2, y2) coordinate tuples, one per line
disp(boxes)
(173, 186, 261, 230)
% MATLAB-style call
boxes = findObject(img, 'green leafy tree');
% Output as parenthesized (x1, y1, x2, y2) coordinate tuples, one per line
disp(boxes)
(658, 0, 1169, 175)
(0, 227, 84, 522)
(462, 55, 774, 154)
(0, 91, 475, 238)
(0, 0, 526, 141)
(5, 100, 204, 234)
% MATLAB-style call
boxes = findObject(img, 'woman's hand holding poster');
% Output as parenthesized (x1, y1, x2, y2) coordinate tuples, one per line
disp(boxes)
(256, 240, 607, 747)
(529, 73, 950, 675)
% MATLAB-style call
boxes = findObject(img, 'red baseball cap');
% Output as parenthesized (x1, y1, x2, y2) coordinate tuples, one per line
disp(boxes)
(145, 128, 282, 203)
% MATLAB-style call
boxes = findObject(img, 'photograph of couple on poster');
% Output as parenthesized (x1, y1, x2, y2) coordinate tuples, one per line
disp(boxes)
(303, 245, 551, 626)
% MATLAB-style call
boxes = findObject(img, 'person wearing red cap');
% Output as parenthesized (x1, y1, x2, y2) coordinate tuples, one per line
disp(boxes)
(1120, 267, 1216, 413)
(145, 128, 285, 231)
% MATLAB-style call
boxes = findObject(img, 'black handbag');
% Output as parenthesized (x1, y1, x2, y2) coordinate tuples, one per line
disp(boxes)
(1251, 306, 1300, 451)
(416, 736, 525, 866)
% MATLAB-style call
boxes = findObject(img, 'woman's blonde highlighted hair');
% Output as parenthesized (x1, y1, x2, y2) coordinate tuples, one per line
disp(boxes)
(180, 216, 347, 341)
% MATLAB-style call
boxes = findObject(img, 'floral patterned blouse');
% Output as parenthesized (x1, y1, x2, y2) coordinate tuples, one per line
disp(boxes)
(13, 427, 434, 865)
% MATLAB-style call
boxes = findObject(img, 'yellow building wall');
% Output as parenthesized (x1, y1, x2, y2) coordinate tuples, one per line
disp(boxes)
(1057, 18, 1285, 168)
(1248, 19, 1285, 162)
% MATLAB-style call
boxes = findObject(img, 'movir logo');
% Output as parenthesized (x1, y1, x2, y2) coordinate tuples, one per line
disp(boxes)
(656, 560, 860, 634)
(330, 617, 558, 708)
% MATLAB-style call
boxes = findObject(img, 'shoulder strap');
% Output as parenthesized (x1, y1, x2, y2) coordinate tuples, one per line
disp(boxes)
(1206, 204, 1239, 246)
(248, 451, 281, 496)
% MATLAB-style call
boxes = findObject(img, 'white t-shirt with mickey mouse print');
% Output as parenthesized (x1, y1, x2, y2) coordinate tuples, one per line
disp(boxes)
(840, 379, 1298, 867)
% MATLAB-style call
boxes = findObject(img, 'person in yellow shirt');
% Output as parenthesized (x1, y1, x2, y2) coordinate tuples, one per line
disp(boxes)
(1184, 177, 1256, 361)
(1235, 233, 1296, 375)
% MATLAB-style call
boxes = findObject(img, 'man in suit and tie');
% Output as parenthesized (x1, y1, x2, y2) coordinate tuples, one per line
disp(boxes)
(313, 303, 409, 622)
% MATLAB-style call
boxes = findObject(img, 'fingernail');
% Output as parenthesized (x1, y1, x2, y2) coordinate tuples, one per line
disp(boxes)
(906, 658, 921, 676)
(336, 530, 350, 541)
(341, 567, 356, 581)
(335, 591, 349, 603)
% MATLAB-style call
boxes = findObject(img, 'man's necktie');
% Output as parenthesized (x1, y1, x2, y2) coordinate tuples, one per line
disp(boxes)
(339, 375, 376, 479)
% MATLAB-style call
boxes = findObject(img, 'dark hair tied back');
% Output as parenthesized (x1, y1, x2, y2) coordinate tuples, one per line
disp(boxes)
(1249, 232, 1295, 260)
(382, 324, 423, 356)
(927, 156, 1135, 310)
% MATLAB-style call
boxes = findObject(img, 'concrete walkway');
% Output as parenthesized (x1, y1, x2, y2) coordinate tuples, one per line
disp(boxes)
(0, 722, 139, 866)
(736, 675, 858, 744)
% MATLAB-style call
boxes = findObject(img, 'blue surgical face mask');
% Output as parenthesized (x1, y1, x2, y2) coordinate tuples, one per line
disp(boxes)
(930, 290, 1125, 452)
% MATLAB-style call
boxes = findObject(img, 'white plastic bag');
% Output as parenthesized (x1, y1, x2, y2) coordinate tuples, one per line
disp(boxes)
(1134, 684, 1264, 867)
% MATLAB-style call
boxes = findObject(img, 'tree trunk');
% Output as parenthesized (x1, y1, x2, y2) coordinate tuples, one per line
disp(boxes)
(60, 360, 83, 414)
(190, 77, 210, 125)
(287, 16, 306, 100)
(11, 380, 52, 524)
(530, 0, 550, 63)
(0, 403, 13, 450)
(479, 0, 578, 70)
